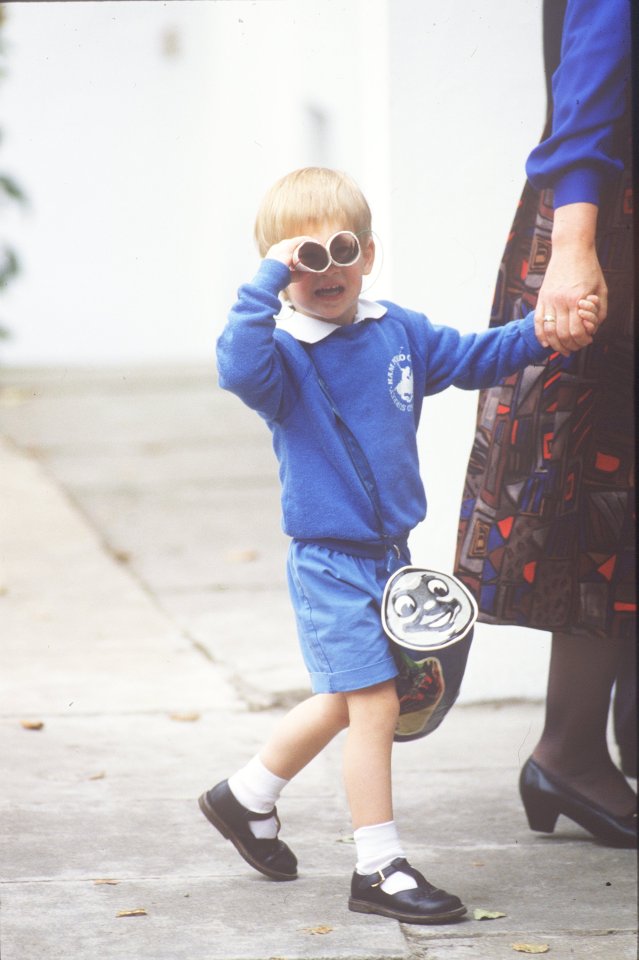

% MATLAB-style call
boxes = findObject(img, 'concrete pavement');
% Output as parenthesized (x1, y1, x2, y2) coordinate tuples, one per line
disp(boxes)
(0, 366, 636, 960)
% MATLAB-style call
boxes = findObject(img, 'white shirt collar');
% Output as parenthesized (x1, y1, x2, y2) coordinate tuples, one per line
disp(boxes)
(275, 298, 387, 344)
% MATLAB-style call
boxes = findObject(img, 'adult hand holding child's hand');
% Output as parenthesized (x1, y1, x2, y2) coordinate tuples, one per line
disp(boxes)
(533, 202, 607, 356)
(535, 287, 601, 355)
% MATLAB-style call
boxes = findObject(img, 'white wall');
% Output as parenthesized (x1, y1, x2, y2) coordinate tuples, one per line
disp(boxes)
(383, 0, 552, 699)
(1, 0, 546, 368)
(2, 2, 218, 363)
(1, 0, 553, 700)
(1, 0, 391, 364)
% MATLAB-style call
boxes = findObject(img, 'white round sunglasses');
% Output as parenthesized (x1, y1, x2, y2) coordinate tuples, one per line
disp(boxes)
(291, 230, 362, 273)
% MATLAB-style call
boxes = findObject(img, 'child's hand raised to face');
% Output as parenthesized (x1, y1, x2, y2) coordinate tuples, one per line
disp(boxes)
(265, 237, 310, 283)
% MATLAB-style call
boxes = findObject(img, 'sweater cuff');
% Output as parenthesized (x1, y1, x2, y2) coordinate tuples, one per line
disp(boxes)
(552, 167, 603, 209)
(251, 258, 293, 294)
(522, 311, 552, 361)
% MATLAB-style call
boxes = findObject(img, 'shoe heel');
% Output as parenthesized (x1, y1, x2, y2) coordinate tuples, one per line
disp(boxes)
(520, 786, 559, 833)
(348, 898, 376, 916)
(198, 793, 231, 839)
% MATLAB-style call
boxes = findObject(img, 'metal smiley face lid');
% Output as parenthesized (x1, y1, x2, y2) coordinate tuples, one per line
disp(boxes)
(382, 566, 478, 652)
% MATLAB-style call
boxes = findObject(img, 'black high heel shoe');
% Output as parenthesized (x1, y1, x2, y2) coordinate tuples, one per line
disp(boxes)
(519, 757, 637, 849)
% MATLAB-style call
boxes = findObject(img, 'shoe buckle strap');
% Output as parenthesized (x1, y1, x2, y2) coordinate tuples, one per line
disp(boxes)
(371, 864, 393, 888)
(369, 857, 409, 888)
(245, 805, 278, 822)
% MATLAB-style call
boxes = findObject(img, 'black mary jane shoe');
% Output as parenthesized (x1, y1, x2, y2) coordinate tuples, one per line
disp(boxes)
(348, 857, 466, 925)
(519, 757, 637, 849)
(198, 780, 298, 881)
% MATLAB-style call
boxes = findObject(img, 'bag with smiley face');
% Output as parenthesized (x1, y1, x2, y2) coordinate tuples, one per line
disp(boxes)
(382, 567, 478, 742)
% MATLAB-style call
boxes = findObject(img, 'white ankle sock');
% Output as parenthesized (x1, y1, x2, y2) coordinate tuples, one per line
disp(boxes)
(228, 755, 289, 840)
(354, 821, 418, 894)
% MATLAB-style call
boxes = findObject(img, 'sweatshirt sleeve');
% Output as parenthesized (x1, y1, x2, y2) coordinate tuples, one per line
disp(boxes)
(215, 259, 292, 420)
(525, 0, 630, 208)
(422, 311, 550, 396)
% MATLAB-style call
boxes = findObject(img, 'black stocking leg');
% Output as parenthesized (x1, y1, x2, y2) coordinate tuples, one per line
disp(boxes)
(613, 635, 637, 779)
(532, 631, 636, 816)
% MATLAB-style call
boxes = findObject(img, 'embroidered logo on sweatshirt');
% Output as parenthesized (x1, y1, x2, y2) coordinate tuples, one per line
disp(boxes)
(387, 352, 414, 412)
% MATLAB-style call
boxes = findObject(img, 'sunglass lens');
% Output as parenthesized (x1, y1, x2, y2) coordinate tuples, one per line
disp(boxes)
(329, 232, 360, 265)
(297, 240, 330, 271)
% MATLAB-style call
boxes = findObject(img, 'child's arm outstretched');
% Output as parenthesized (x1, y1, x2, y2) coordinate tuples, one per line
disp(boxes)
(421, 296, 600, 396)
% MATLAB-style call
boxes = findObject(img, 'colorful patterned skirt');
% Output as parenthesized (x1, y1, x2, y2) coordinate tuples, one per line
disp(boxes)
(454, 159, 635, 641)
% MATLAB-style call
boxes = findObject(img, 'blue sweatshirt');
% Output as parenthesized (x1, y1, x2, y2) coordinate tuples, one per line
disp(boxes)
(526, 0, 630, 208)
(216, 259, 549, 548)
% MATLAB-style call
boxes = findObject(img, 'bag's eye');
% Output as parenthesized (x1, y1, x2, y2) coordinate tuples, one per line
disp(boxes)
(393, 593, 417, 619)
(428, 578, 449, 598)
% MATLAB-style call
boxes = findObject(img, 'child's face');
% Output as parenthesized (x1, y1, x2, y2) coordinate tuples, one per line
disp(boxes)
(288, 220, 375, 326)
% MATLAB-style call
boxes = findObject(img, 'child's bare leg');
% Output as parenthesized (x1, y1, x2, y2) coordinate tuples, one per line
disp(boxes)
(344, 680, 418, 895)
(199, 693, 349, 882)
(343, 679, 398, 828)
(342, 679, 466, 921)
(260, 692, 350, 780)
(227, 692, 349, 830)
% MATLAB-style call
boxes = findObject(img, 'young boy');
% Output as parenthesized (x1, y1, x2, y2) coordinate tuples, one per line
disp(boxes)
(199, 167, 599, 924)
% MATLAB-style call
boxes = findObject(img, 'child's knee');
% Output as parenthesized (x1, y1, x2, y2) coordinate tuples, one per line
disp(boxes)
(317, 692, 350, 731)
(378, 682, 400, 724)
(346, 680, 399, 727)
(371, 678, 400, 709)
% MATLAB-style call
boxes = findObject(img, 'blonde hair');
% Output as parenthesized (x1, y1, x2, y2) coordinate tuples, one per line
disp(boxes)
(254, 167, 372, 256)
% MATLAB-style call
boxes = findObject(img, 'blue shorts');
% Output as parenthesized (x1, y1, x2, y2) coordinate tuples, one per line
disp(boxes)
(286, 540, 411, 694)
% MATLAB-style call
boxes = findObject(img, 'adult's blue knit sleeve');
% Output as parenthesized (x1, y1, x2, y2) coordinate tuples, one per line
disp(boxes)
(525, 0, 630, 209)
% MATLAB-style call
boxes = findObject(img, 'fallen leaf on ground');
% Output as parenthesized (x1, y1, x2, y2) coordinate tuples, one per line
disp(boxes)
(336, 835, 355, 844)
(116, 908, 147, 918)
(226, 548, 259, 563)
(511, 944, 549, 954)
(169, 712, 201, 723)
(0, 387, 30, 407)
(471, 860, 485, 867)
(88, 771, 106, 781)
(303, 925, 332, 935)
(473, 908, 506, 920)
(94, 879, 119, 885)
(112, 550, 131, 564)
(20, 720, 44, 731)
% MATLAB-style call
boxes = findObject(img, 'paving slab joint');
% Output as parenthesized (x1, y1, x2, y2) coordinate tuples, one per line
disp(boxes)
(231, 674, 309, 712)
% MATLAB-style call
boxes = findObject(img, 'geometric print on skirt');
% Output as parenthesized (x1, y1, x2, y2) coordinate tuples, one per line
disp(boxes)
(454, 140, 635, 641)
